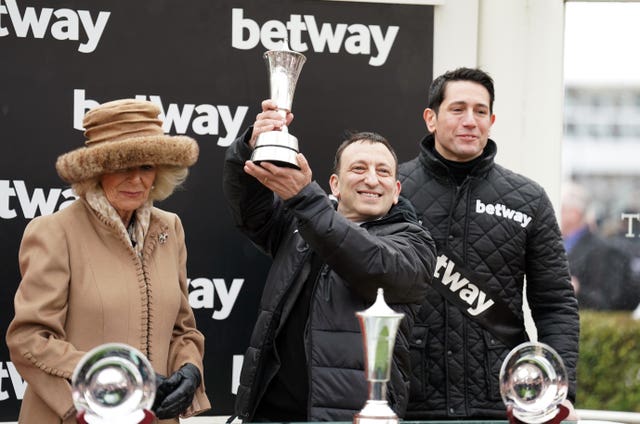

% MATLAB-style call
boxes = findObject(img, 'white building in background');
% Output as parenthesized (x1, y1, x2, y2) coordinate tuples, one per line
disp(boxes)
(562, 1, 640, 235)
(562, 83, 640, 234)
(563, 84, 640, 176)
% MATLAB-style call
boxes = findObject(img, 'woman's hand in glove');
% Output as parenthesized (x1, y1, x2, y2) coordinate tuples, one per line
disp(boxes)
(152, 364, 201, 419)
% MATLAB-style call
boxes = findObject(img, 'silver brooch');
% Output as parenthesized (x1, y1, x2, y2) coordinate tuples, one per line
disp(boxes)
(158, 232, 168, 244)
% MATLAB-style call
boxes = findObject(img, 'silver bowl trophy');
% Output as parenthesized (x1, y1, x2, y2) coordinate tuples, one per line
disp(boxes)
(250, 39, 306, 169)
(499, 341, 569, 424)
(71, 343, 156, 424)
(354, 288, 405, 424)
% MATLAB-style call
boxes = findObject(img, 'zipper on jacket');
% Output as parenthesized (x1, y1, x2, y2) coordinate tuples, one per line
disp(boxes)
(462, 179, 474, 263)
(319, 264, 331, 301)
(445, 184, 461, 251)
(247, 249, 312, 420)
(446, 179, 473, 263)
(303, 262, 331, 419)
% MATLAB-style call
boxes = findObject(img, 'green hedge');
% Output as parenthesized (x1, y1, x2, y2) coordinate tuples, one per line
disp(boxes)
(576, 311, 640, 411)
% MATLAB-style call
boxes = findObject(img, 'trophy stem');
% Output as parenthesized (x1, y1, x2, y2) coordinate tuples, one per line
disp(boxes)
(368, 381, 387, 401)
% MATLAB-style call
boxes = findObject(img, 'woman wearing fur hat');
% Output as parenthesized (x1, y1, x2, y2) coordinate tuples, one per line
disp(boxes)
(6, 99, 211, 423)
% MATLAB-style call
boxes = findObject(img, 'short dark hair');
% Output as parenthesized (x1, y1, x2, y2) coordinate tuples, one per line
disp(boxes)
(333, 131, 398, 175)
(428, 67, 495, 114)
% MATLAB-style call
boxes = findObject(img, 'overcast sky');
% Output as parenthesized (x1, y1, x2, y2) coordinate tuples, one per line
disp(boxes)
(564, 1, 640, 85)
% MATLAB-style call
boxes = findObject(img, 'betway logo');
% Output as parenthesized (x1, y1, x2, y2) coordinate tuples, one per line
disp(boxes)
(74, 90, 248, 147)
(0, 0, 110, 53)
(434, 254, 494, 316)
(1, 180, 77, 220)
(0, 361, 26, 400)
(232, 8, 398, 67)
(189, 277, 244, 320)
(475, 199, 532, 228)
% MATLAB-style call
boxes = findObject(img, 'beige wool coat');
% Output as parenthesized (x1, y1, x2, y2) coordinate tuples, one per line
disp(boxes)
(6, 198, 211, 423)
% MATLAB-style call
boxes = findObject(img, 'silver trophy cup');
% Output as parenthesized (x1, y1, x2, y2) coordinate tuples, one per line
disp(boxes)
(354, 288, 405, 424)
(72, 343, 156, 424)
(250, 39, 306, 169)
(499, 341, 568, 423)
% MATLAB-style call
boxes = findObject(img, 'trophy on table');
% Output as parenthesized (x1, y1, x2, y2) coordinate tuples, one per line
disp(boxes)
(250, 39, 306, 169)
(499, 341, 570, 424)
(354, 288, 405, 424)
(72, 343, 156, 424)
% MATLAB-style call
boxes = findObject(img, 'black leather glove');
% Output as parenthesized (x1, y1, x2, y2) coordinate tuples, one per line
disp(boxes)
(151, 363, 201, 420)
(152, 372, 167, 409)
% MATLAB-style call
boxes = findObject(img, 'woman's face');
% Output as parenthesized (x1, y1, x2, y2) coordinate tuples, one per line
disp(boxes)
(100, 165, 156, 224)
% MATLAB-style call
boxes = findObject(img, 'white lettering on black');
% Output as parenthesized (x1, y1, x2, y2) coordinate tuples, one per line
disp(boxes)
(434, 254, 495, 316)
(0, 361, 26, 400)
(0, 0, 110, 53)
(74, 90, 249, 147)
(475, 199, 532, 228)
(231, 8, 399, 67)
(0, 180, 77, 219)
(188, 278, 244, 320)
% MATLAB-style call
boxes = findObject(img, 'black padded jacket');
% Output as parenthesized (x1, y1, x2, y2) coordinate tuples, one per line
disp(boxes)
(223, 129, 437, 421)
(398, 134, 579, 419)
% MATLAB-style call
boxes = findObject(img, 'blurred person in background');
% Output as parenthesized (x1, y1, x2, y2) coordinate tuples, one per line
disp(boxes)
(561, 180, 639, 310)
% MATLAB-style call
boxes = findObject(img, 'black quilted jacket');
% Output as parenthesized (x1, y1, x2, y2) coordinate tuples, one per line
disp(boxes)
(223, 130, 437, 421)
(398, 134, 579, 419)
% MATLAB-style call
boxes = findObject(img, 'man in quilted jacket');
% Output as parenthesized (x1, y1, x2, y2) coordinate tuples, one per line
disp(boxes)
(399, 67, 580, 420)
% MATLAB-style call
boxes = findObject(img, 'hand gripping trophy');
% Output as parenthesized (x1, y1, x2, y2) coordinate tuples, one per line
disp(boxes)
(499, 341, 570, 424)
(72, 343, 156, 424)
(250, 39, 306, 169)
(354, 288, 405, 424)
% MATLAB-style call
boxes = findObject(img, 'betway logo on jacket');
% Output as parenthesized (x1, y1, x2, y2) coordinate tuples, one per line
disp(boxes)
(0, 0, 110, 53)
(434, 253, 494, 316)
(475, 199, 532, 228)
(231, 8, 398, 67)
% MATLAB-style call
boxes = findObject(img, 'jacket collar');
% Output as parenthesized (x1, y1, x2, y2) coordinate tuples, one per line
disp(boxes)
(418, 133, 497, 179)
(361, 196, 419, 228)
(80, 196, 170, 254)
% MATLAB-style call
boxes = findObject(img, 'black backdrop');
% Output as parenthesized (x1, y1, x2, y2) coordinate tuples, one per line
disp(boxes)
(0, 0, 433, 419)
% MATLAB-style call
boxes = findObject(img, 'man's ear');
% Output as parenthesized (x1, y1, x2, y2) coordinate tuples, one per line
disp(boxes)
(393, 180, 401, 205)
(424, 108, 437, 133)
(329, 174, 340, 199)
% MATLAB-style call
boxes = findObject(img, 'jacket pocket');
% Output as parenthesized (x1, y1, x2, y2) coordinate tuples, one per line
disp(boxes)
(483, 331, 507, 401)
(408, 324, 429, 400)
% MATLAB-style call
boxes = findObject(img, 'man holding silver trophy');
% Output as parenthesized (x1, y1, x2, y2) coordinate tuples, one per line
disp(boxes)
(223, 97, 437, 421)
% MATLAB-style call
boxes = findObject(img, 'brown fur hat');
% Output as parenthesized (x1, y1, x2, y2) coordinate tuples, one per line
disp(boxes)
(56, 99, 199, 183)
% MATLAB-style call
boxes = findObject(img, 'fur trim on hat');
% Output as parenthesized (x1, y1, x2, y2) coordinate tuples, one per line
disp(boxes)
(55, 99, 199, 184)
(56, 135, 199, 183)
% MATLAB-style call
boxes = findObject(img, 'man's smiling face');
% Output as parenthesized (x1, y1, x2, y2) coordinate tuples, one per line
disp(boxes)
(329, 139, 401, 222)
(425, 80, 496, 162)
